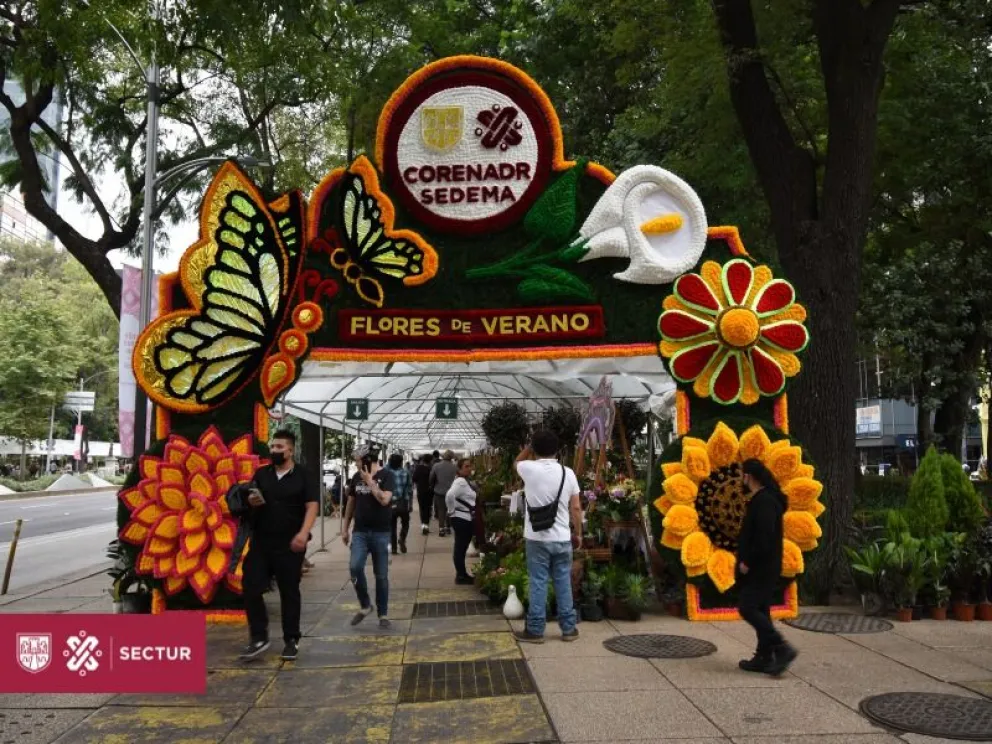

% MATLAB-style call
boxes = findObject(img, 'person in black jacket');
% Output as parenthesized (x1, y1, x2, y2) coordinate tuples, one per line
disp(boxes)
(413, 454, 434, 535)
(737, 458, 798, 675)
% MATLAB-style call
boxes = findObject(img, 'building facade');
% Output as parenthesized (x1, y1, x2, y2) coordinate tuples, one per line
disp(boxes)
(0, 79, 63, 244)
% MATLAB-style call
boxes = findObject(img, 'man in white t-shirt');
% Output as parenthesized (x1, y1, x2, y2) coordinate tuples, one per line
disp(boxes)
(512, 430, 583, 643)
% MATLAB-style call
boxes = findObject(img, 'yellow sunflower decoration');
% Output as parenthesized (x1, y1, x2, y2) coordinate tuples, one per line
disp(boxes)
(654, 422, 823, 594)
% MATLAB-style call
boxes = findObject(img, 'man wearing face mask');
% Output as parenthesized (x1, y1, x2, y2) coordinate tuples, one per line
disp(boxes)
(239, 429, 319, 663)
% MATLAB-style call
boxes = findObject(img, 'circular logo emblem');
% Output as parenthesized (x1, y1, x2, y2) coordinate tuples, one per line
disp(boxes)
(377, 60, 557, 234)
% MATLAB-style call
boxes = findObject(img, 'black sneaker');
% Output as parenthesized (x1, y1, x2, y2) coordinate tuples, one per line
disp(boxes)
(400, 540, 407, 554)
(562, 629, 579, 642)
(455, 575, 474, 585)
(738, 652, 772, 673)
(281, 640, 299, 661)
(422, 525, 429, 535)
(513, 629, 545, 644)
(766, 642, 798, 676)
(379, 617, 391, 629)
(350, 606, 373, 626)
(238, 639, 270, 661)
(391, 548, 398, 556)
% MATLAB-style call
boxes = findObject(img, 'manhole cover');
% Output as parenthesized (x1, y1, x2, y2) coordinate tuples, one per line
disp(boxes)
(398, 659, 535, 703)
(860, 692, 992, 740)
(603, 634, 717, 659)
(412, 601, 502, 618)
(784, 613, 892, 634)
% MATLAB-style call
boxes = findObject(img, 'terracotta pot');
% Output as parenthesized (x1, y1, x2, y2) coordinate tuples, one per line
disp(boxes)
(978, 602, 992, 621)
(953, 601, 976, 622)
(895, 607, 913, 623)
(666, 602, 683, 618)
(930, 606, 947, 621)
(605, 597, 639, 621)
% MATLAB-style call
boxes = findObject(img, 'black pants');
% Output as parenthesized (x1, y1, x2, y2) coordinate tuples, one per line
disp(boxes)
(737, 576, 784, 655)
(243, 541, 305, 644)
(417, 489, 433, 526)
(452, 517, 474, 579)
(391, 508, 410, 552)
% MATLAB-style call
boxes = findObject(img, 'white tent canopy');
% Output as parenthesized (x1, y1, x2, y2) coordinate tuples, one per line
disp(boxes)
(281, 356, 677, 452)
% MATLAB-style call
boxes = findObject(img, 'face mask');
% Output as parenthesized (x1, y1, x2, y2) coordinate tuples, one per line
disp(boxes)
(271, 451, 287, 466)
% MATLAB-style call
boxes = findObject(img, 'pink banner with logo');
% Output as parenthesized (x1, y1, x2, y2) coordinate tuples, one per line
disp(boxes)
(119, 266, 157, 457)
(1, 614, 206, 693)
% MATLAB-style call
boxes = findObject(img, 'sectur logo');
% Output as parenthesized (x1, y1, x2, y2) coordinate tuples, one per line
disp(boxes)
(63, 631, 102, 676)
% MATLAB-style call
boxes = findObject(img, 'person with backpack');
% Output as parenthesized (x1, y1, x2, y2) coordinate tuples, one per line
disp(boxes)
(385, 453, 412, 555)
(737, 458, 798, 675)
(512, 430, 582, 644)
(446, 458, 478, 585)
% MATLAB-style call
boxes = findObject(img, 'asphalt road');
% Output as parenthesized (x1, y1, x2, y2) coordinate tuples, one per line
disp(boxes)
(0, 490, 118, 542)
(0, 490, 117, 594)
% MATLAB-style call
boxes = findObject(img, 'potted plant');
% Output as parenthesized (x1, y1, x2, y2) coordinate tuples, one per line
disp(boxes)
(886, 537, 927, 622)
(660, 574, 686, 617)
(973, 522, 992, 620)
(580, 566, 604, 622)
(947, 536, 977, 621)
(845, 541, 892, 616)
(602, 564, 628, 620)
(621, 573, 652, 621)
(106, 539, 152, 614)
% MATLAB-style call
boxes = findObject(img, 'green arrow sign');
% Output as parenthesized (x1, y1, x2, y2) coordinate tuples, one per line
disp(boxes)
(346, 398, 369, 421)
(436, 398, 458, 420)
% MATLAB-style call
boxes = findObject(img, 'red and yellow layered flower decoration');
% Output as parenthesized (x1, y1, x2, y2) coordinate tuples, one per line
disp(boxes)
(658, 259, 809, 405)
(119, 427, 262, 603)
(655, 423, 824, 594)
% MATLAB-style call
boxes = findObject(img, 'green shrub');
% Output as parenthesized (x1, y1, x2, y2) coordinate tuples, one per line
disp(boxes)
(940, 454, 985, 534)
(905, 446, 949, 538)
(855, 475, 910, 510)
(0, 474, 60, 492)
(885, 509, 912, 542)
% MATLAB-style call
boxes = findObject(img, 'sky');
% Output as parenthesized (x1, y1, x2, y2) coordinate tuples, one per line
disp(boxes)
(57, 164, 198, 276)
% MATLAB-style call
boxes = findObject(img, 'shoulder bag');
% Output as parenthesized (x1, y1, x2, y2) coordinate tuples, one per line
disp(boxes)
(525, 465, 566, 532)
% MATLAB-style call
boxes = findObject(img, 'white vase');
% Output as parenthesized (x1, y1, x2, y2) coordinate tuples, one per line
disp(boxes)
(503, 585, 525, 619)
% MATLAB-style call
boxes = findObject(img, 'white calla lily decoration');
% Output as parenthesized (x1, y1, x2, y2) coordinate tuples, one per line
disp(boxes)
(575, 165, 708, 284)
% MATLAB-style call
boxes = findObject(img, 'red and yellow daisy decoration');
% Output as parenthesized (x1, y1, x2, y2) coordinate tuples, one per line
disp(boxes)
(655, 422, 824, 594)
(658, 259, 809, 405)
(119, 427, 262, 603)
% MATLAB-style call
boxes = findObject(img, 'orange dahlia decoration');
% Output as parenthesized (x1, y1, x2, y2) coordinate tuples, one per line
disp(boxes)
(119, 427, 262, 604)
(658, 259, 809, 405)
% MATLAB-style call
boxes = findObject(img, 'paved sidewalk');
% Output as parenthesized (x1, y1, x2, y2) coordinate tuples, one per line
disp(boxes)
(1, 525, 992, 743)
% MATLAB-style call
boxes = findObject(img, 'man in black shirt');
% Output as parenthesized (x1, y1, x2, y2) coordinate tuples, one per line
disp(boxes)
(413, 454, 434, 535)
(239, 430, 318, 662)
(343, 448, 395, 628)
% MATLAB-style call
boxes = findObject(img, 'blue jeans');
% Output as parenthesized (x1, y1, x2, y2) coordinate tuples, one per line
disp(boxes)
(525, 539, 577, 636)
(350, 530, 390, 617)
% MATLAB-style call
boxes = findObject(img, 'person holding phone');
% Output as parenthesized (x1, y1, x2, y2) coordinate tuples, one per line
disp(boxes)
(239, 429, 319, 662)
(343, 445, 396, 628)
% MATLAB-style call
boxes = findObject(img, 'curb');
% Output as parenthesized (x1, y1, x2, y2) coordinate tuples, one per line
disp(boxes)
(0, 563, 110, 607)
(0, 486, 119, 502)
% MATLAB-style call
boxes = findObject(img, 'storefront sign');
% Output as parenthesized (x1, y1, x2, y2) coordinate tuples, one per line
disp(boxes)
(339, 306, 605, 346)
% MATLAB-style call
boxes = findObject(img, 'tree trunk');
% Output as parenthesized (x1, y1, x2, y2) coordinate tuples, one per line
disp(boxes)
(917, 402, 935, 453)
(19, 440, 27, 482)
(933, 388, 970, 460)
(780, 228, 860, 604)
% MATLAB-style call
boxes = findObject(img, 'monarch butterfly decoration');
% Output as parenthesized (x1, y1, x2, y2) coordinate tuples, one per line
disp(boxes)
(133, 162, 333, 414)
(311, 156, 439, 307)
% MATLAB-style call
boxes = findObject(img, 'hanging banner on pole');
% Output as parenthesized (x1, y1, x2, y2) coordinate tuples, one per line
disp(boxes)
(119, 266, 157, 458)
(73, 425, 84, 462)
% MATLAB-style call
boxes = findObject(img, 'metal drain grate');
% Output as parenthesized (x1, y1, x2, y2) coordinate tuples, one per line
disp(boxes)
(603, 634, 717, 659)
(860, 692, 992, 740)
(398, 660, 535, 703)
(784, 613, 892, 634)
(412, 600, 502, 618)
